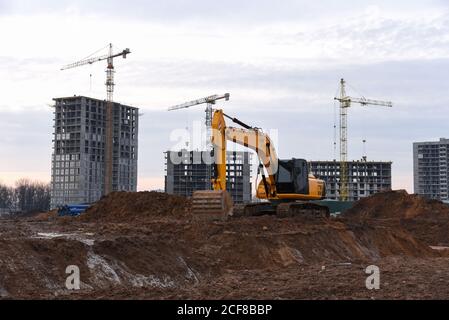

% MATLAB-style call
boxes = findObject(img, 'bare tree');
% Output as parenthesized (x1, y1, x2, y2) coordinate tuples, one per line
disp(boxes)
(0, 183, 14, 212)
(14, 179, 51, 213)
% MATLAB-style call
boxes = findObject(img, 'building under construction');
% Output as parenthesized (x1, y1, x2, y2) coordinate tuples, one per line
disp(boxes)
(165, 150, 252, 203)
(310, 159, 392, 201)
(413, 138, 449, 201)
(50, 96, 138, 208)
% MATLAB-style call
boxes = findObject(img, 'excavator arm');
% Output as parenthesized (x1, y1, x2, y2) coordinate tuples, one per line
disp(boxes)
(211, 110, 279, 197)
(212, 109, 326, 201)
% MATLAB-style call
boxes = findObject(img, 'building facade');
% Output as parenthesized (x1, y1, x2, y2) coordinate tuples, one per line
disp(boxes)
(50, 96, 138, 208)
(310, 159, 392, 201)
(413, 138, 449, 200)
(165, 150, 252, 203)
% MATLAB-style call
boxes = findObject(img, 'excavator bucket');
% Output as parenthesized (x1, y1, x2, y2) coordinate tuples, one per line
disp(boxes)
(192, 190, 233, 221)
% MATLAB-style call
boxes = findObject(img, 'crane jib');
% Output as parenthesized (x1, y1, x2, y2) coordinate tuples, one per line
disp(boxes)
(167, 93, 230, 111)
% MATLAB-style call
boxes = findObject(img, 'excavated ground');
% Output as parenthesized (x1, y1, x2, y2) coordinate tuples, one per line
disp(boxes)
(1, 191, 449, 300)
(342, 190, 449, 246)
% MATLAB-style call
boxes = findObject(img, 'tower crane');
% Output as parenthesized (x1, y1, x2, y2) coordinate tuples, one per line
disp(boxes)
(168, 93, 230, 190)
(61, 44, 131, 102)
(334, 78, 392, 201)
(168, 93, 230, 150)
(61, 43, 131, 195)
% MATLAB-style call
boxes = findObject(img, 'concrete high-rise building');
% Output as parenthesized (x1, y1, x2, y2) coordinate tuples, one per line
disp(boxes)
(413, 138, 449, 200)
(165, 150, 252, 203)
(50, 96, 138, 208)
(310, 160, 392, 201)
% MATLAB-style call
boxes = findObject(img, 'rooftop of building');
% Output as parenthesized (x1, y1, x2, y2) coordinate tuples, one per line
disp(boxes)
(310, 159, 392, 164)
(414, 138, 449, 145)
(53, 95, 138, 109)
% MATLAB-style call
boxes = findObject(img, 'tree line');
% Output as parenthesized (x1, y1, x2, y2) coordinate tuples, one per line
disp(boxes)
(0, 179, 50, 214)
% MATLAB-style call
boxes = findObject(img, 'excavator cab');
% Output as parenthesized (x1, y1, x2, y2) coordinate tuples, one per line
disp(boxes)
(257, 158, 325, 200)
(275, 159, 309, 195)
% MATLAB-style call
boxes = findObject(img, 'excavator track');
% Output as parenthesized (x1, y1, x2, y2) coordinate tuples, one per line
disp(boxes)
(276, 202, 330, 218)
(192, 190, 233, 221)
(232, 201, 329, 218)
(232, 202, 276, 217)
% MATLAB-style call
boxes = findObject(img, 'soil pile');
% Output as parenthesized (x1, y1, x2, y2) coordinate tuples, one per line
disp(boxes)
(81, 191, 191, 223)
(35, 210, 58, 221)
(5, 190, 447, 299)
(342, 190, 449, 246)
(191, 216, 437, 268)
(343, 190, 449, 220)
(0, 214, 439, 299)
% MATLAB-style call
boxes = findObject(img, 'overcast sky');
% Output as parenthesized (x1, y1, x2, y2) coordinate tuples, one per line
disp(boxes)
(1, 0, 448, 192)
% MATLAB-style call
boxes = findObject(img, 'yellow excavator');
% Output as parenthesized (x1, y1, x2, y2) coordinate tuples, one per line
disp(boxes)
(192, 109, 329, 220)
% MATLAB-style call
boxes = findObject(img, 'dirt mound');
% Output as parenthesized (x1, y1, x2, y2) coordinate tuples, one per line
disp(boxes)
(343, 190, 449, 220)
(3, 189, 447, 299)
(35, 210, 58, 221)
(342, 190, 449, 246)
(0, 215, 439, 299)
(401, 219, 449, 247)
(5, 182, 449, 302)
(213, 223, 433, 267)
(81, 191, 191, 223)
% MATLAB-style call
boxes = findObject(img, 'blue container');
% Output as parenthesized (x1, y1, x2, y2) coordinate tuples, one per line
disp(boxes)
(58, 204, 90, 217)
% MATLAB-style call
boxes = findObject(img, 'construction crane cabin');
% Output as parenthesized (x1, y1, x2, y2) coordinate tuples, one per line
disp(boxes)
(334, 78, 393, 201)
(61, 43, 131, 195)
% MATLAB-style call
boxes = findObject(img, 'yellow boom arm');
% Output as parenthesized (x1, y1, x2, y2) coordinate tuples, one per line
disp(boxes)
(211, 109, 278, 197)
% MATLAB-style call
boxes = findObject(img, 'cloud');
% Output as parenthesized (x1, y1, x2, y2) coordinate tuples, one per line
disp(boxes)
(2, 1, 447, 26)
(0, 1, 391, 22)
(0, 109, 53, 187)
(1, 1, 449, 193)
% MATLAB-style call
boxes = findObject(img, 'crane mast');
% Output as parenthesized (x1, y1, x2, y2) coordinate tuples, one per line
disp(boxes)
(334, 79, 392, 201)
(338, 79, 349, 201)
(61, 43, 131, 195)
(106, 44, 115, 102)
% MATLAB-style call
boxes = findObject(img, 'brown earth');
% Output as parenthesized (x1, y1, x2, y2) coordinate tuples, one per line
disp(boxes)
(343, 190, 449, 220)
(342, 190, 449, 246)
(80, 191, 192, 223)
(1, 190, 449, 299)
